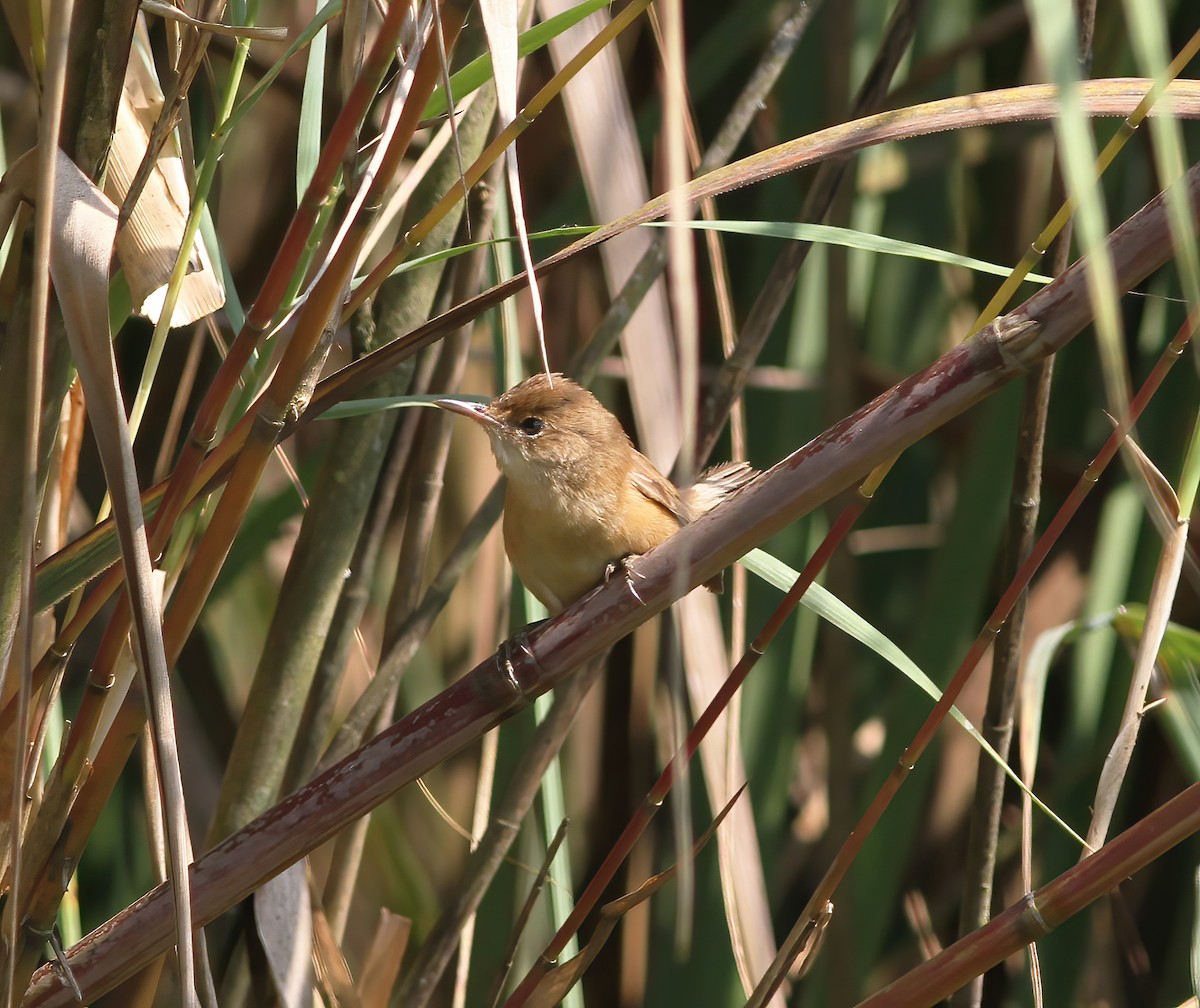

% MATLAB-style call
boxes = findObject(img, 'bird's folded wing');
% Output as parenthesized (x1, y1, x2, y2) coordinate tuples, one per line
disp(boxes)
(629, 451, 690, 524)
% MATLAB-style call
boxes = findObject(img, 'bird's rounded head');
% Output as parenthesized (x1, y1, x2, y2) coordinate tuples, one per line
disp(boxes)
(436, 373, 630, 482)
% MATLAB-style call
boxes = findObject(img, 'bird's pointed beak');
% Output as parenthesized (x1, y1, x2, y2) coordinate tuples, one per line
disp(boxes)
(434, 398, 502, 428)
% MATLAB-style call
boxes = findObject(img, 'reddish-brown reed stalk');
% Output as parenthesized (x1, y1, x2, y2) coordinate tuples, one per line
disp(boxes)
(855, 782, 1200, 1006)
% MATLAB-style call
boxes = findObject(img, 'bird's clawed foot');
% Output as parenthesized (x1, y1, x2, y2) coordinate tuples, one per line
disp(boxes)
(604, 555, 647, 605)
(496, 621, 547, 698)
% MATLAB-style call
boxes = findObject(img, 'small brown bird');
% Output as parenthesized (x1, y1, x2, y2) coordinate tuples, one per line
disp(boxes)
(436, 373, 756, 615)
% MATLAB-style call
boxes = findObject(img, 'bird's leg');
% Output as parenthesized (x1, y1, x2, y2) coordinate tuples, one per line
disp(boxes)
(496, 621, 547, 699)
(604, 555, 647, 605)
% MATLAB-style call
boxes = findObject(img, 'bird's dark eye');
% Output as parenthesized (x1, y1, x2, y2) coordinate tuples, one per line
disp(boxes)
(516, 416, 545, 436)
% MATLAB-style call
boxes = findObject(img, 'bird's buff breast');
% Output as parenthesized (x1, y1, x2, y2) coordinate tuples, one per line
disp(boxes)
(501, 477, 677, 615)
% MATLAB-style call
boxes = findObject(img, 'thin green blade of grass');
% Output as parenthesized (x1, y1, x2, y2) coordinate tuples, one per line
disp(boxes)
(199, 209, 243, 331)
(367, 220, 1059, 291)
(1069, 483, 1143, 752)
(491, 170, 525, 390)
(646, 219, 1059, 283)
(297, 0, 334, 204)
(1021, 617, 1096, 794)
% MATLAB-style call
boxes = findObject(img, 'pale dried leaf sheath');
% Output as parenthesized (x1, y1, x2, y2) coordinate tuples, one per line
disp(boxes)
(481, 0, 550, 379)
(46, 149, 198, 1004)
(104, 23, 224, 327)
(540, 0, 682, 468)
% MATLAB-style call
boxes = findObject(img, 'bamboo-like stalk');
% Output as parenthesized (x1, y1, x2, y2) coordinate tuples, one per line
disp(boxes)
(853, 783, 1200, 1007)
(2, 3, 71, 1000)
(1083, 497, 1191, 849)
(951, 274, 1061, 1006)
(0, 241, 41, 741)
